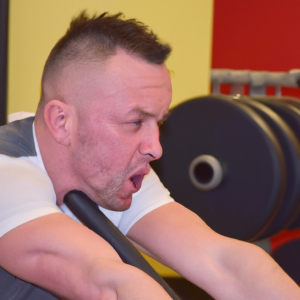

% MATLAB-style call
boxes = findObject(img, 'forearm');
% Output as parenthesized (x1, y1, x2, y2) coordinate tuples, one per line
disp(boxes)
(127, 203, 300, 300)
(206, 240, 300, 300)
(43, 257, 173, 300)
(163, 237, 300, 300)
(89, 260, 173, 300)
(0, 213, 172, 300)
(24, 253, 172, 300)
(158, 226, 300, 300)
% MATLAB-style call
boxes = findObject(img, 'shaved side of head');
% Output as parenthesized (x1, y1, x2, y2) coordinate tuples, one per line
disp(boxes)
(36, 11, 172, 120)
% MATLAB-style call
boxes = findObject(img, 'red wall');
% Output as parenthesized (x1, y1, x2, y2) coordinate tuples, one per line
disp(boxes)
(212, 0, 300, 98)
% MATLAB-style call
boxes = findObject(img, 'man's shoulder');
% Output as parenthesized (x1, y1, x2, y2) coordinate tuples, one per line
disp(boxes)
(0, 117, 36, 158)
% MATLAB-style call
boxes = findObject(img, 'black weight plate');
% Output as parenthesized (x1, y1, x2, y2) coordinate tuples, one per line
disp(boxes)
(290, 215, 300, 230)
(153, 95, 285, 241)
(250, 97, 300, 231)
(279, 97, 300, 111)
(272, 238, 300, 286)
(277, 98, 300, 229)
(272, 98, 300, 230)
(238, 97, 300, 238)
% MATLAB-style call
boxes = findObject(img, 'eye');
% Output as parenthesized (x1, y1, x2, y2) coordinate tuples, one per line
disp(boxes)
(132, 120, 142, 126)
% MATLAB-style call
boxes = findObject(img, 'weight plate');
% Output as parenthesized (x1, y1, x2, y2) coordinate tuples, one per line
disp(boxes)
(237, 97, 300, 238)
(153, 95, 285, 241)
(279, 97, 300, 111)
(277, 98, 300, 229)
(272, 97, 300, 230)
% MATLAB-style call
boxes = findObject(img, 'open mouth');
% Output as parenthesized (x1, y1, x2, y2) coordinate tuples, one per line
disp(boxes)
(130, 174, 143, 189)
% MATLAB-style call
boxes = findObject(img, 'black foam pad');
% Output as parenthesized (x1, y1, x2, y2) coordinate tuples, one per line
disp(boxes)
(64, 190, 181, 300)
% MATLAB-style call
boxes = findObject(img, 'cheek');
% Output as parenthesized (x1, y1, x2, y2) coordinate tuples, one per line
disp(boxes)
(76, 122, 140, 172)
(79, 136, 131, 173)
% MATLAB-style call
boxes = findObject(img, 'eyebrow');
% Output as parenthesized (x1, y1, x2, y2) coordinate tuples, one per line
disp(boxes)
(129, 107, 157, 118)
(128, 107, 170, 121)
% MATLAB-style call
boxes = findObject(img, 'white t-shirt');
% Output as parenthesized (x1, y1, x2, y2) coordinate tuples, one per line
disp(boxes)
(0, 117, 174, 237)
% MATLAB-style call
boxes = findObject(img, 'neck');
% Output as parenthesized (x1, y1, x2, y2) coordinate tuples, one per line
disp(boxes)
(34, 118, 79, 206)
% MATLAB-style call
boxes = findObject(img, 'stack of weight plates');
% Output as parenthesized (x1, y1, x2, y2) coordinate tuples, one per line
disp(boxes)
(152, 95, 300, 241)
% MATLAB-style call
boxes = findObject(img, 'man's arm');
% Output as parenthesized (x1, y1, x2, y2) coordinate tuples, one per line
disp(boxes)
(127, 202, 300, 300)
(0, 213, 173, 300)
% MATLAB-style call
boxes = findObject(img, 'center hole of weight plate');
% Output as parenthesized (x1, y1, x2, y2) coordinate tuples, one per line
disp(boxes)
(189, 155, 223, 191)
(194, 162, 214, 184)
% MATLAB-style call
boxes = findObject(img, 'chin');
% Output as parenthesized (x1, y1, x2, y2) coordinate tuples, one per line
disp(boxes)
(105, 194, 132, 212)
(116, 195, 133, 211)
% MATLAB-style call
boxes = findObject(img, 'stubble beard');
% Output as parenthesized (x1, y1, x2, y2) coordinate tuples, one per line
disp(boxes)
(92, 169, 131, 211)
(75, 121, 133, 211)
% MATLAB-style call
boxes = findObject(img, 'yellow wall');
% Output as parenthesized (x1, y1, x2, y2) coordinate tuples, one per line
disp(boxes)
(8, 0, 213, 114)
(7, 0, 213, 276)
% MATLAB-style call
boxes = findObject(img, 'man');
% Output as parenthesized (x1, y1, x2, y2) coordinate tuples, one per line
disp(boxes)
(0, 11, 299, 300)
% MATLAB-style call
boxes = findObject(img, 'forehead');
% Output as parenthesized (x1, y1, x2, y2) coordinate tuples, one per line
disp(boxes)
(104, 51, 171, 90)
(69, 51, 172, 118)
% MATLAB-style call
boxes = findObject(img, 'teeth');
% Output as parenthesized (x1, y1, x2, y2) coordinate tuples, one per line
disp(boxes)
(130, 177, 137, 188)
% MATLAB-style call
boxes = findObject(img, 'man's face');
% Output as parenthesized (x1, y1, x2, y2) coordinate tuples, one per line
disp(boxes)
(69, 51, 172, 211)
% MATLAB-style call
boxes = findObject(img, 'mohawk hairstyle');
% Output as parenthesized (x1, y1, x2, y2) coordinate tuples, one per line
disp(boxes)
(67, 11, 171, 63)
(37, 11, 171, 115)
(42, 11, 171, 82)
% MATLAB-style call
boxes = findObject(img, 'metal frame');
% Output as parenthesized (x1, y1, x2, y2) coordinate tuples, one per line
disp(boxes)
(211, 69, 300, 96)
(0, 0, 9, 125)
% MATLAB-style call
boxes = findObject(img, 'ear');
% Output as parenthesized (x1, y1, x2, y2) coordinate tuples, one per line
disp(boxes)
(44, 100, 74, 146)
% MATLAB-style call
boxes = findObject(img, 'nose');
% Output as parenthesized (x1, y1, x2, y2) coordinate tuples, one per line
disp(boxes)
(139, 126, 163, 161)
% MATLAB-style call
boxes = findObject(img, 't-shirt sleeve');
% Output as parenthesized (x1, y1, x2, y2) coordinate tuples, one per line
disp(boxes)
(0, 155, 61, 238)
(118, 167, 174, 235)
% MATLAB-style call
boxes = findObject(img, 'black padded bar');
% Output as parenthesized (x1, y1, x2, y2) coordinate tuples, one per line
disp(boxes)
(0, 0, 8, 125)
(64, 190, 181, 300)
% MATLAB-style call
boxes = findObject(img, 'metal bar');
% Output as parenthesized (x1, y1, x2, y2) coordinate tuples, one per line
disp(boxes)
(276, 85, 281, 97)
(249, 85, 266, 96)
(212, 82, 220, 95)
(0, 0, 9, 125)
(211, 69, 300, 88)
